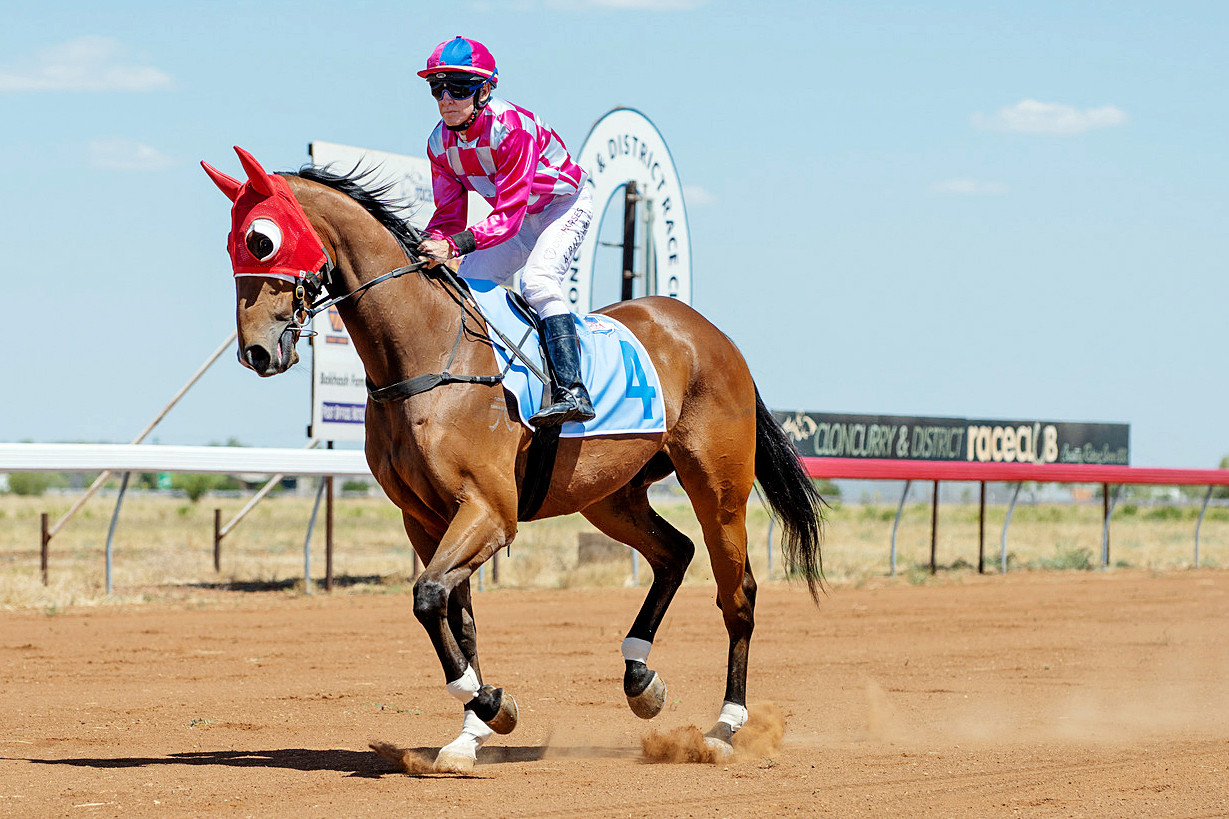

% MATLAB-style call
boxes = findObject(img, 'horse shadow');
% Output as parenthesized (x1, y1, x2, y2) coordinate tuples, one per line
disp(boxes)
(14, 744, 639, 779)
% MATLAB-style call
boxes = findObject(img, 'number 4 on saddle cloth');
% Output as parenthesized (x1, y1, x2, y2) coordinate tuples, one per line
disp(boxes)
(463, 277, 667, 437)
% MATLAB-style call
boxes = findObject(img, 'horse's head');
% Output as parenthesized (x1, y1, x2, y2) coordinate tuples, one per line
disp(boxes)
(201, 146, 329, 376)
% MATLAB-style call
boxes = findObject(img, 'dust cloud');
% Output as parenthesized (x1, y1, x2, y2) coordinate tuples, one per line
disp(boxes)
(640, 702, 788, 764)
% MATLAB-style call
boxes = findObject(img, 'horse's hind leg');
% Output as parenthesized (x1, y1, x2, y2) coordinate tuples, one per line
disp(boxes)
(670, 445, 757, 757)
(581, 483, 695, 720)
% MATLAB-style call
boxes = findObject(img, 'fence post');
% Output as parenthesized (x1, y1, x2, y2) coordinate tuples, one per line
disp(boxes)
(105, 472, 131, 595)
(1195, 485, 1214, 567)
(213, 508, 222, 572)
(325, 473, 334, 593)
(930, 479, 939, 574)
(890, 480, 911, 577)
(40, 512, 49, 586)
(978, 481, 986, 574)
(1001, 482, 1022, 573)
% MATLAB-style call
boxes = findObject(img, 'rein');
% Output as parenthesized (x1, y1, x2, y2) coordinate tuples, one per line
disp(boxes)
(291, 233, 551, 403)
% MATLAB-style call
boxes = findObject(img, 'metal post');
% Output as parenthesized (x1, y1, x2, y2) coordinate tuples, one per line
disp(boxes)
(977, 481, 986, 574)
(766, 515, 775, 580)
(930, 480, 939, 574)
(325, 470, 334, 593)
(1101, 484, 1121, 568)
(492, 551, 500, 585)
(1102, 483, 1110, 567)
(1195, 485, 1214, 567)
(1001, 482, 1022, 573)
(890, 480, 911, 577)
(642, 198, 656, 297)
(621, 182, 638, 301)
(40, 513, 49, 586)
(213, 508, 222, 572)
(104, 471, 131, 595)
(214, 441, 322, 552)
(303, 477, 327, 595)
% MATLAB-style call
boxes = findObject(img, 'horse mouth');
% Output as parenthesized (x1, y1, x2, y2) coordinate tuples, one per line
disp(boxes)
(241, 323, 300, 376)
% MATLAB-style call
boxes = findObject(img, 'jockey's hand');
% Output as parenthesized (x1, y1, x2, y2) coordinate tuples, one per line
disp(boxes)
(417, 238, 451, 268)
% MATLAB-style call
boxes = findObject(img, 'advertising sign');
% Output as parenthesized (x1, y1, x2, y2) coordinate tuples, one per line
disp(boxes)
(569, 108, 692, 311)
(773, 411, 1130, 466)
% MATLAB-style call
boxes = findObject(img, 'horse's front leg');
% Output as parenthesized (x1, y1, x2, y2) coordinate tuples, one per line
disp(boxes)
(412, 501, 518, 773)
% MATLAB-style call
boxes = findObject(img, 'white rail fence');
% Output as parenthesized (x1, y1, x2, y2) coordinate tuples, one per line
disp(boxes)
(0, 443, 371, 476)
(1, 443, 376, 594)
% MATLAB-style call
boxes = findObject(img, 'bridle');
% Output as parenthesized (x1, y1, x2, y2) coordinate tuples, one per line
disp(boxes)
(287, 233, 551, 402)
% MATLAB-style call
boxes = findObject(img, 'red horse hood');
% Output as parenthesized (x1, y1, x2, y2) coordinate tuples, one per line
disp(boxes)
(201, 146, 327, 281)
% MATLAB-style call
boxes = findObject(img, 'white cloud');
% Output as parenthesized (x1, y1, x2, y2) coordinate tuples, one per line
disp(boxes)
(0, 36, 172, 92)
(683, 184, 716, 206)
(931, 178, 1008, 196)
(89, 138, 176, 171)
(971, 99, 1127, 135)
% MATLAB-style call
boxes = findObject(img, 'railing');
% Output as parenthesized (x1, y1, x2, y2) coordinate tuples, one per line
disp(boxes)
(0, 443, 370, 476)
(0, 443, 373, 592)
(799, 457, 1229, 574)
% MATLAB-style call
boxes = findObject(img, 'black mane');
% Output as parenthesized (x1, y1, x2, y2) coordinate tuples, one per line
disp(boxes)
(289, 164, 424, 251)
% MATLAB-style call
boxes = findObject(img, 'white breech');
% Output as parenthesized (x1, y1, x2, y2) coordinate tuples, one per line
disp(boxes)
(458, 185, 593, 319)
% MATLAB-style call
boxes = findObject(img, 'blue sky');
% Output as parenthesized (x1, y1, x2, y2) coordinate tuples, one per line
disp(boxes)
(1, 1, 1226, 467)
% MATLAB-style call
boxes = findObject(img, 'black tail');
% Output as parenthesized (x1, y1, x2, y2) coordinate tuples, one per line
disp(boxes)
(754, 386, 825, 601)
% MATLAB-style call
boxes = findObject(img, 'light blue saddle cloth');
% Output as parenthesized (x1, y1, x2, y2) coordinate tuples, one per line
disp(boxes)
(464, 277, 667, 438)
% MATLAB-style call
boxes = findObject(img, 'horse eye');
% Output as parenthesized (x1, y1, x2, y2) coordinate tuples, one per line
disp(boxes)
(245, 218, 283, 261)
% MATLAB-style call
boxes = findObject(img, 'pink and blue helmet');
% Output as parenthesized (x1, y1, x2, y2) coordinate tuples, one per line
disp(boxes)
(418, 36, 499, 84)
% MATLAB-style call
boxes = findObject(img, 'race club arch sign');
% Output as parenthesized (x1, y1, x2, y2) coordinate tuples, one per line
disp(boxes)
(567, 108, 692, 311)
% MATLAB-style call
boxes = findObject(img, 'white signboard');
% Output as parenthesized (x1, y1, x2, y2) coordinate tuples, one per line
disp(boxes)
(568, 108, 692, 311)
(305, 141, 492, 442)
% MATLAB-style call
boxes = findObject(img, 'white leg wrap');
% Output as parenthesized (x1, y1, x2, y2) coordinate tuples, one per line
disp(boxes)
(445, 664, 481, 703)
(621, 637, 653, 664)
(439, 709, 494, 759)
(717, 701, 748, 732)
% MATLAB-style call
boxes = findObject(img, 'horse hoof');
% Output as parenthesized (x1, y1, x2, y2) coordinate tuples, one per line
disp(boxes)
(433, 748, 476, 775)
(627, 671, 667, 719)
(703, 735, 735, 760)
(485, 689, 518, 735)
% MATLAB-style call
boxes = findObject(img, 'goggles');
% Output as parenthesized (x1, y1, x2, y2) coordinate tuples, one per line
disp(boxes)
(428, 74, 487, 100)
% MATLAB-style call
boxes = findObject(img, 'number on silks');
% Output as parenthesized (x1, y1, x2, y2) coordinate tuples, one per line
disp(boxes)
(620, 340, 656, 419)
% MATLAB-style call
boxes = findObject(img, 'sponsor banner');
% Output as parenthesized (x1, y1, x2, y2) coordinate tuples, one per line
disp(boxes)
(773, 411, 1129, 466)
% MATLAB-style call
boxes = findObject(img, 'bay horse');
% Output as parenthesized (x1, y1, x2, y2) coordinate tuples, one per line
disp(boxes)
(202, 146, 823, 773)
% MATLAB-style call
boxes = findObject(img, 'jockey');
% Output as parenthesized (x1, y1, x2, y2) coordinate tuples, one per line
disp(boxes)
(416, 36, 596, 427)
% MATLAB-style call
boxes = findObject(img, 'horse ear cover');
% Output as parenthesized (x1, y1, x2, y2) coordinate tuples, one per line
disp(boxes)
(233, 145, 276, 197)
(201, 161, 242, 202)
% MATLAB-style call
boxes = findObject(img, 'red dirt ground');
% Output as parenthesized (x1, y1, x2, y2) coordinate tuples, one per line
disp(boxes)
(1, 570, 1226, 817)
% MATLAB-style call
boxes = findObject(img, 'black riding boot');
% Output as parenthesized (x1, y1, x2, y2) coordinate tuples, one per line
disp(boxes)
(529, 314, 596, 427)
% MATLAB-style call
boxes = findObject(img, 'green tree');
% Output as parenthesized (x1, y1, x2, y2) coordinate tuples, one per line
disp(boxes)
(173, 473, 241, 503)
(6, 472, 56, 496)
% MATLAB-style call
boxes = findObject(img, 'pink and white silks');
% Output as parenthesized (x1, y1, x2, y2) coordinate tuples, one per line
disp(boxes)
(425, 97, 591, 318)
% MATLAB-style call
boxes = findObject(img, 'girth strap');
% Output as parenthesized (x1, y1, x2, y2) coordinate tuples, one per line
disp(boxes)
(367, 371, 502, 403)
(517, 426, 561, 521)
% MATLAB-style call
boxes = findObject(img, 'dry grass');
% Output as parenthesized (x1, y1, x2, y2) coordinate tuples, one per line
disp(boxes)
(1, 487, 1225, 611)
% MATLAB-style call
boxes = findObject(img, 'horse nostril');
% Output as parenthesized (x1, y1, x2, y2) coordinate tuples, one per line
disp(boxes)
(244, 344, 272, 372)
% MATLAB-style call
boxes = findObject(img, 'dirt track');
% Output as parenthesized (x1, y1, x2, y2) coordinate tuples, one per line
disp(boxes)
(1, 570, 1226, 817)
